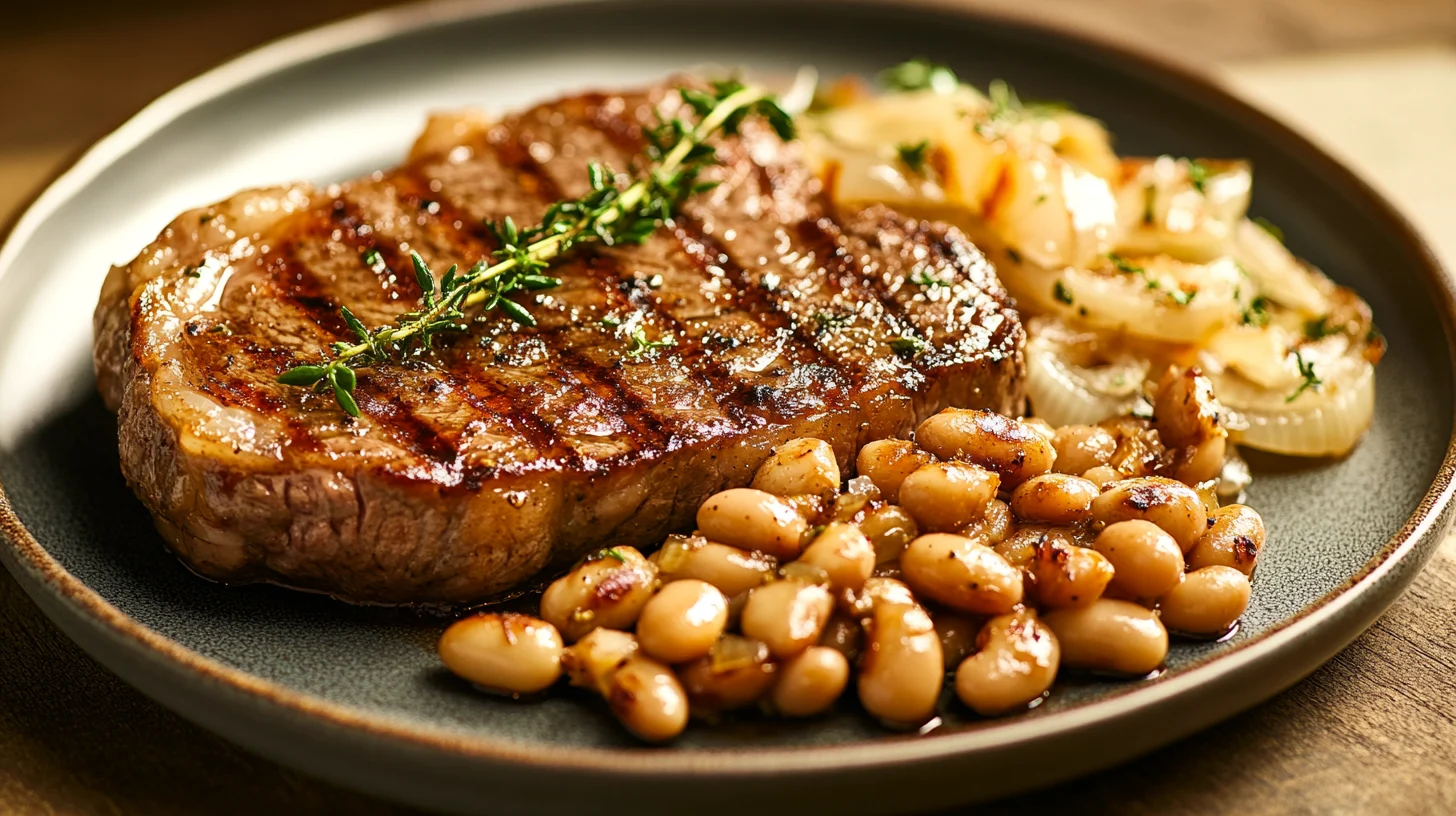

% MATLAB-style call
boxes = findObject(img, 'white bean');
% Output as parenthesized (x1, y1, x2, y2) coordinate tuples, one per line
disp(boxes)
(635, 579, 729, 664)
(1159, 566, 1251, 636)
(697, 488, 809, 559)
(897, 461, 1000, 532)
(740, 579, 835, 658)
(1043, 598, 1168, 676)
(1010, 474, 1099, 525)
(562, 629, 687, 743)
(438, 613, 563, 695)
(797, 522, 876, 591)
(900, 533, 1024, 614)
(771, 646, 850, 717)
(752, 437, 842, 497)
(651, 535, 777, 596)
(858, 599, 944, 728)
(954, 611, 1059, 715)
(916, 409, 1057, 487)
(1187, 504, 1264, 575)
(856, 439, 934, 501)
(1052, 424, 1117, 475)
(1092, 519, 1185, 600)
(1092, 477, 1208, 552)
(540, 546, 658, 641)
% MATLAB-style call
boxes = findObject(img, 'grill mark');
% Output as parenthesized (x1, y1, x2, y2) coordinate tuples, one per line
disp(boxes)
(489, 137, 568, 203)
(327, 197, 420, 300)
(493, 137, 682, 456)
(320, 189, 573, 473)
(545, 94, 775, 429)
(670, 218, 855, 415)
(264, 237, 354, 342)
(357, 391, 462, 465)
(390, 166, 501, 250)
(614, 264, 757, 429)
(798, 215, 934, 380)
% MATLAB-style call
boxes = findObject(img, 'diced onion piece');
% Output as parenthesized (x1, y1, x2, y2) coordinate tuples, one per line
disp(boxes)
(1024, 320, 1150, 427)
(1114, 157, 1251, 263)
(1233, 218, 1329, 315)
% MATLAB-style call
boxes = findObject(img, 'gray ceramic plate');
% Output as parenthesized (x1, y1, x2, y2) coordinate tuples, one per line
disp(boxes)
(1, 1, 1453, 813)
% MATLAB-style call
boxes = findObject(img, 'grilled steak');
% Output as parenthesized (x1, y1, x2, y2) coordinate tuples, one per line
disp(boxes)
(93, 82, 1025, 606)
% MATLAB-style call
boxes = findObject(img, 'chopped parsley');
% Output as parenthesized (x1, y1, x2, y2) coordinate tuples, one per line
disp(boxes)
(1287, 350, 1322, 403)
(1304, 315, 1338, 340)
(1253, 216, 1285, 243)
(1167, 288, 1197, 306)
(182, 266, 202, 279)
(1242, 296, 1271, 327)
(889, 334, 929, 357)
(909, 268, 946, 289)
(813, 310, 853, 332)
(625, 326, 676, 358)
(1107, 253, 1145, 276)
(880, 59, 959, 94)
(1186, 159, 1211, 194)
(599, 548, 628, 563)
(1053, 280, 1075, 305)
(897, 140, 931, 174)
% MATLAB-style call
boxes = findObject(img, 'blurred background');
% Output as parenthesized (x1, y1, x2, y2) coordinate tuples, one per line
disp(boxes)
(2, 0, 1453, 256)
(1, 1, 1454, 813)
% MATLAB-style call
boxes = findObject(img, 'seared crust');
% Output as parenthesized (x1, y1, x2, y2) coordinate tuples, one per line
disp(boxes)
(93, 83, 1025, 605)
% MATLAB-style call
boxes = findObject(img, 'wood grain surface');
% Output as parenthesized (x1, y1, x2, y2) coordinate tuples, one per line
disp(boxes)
(3, 1, 1455, 813)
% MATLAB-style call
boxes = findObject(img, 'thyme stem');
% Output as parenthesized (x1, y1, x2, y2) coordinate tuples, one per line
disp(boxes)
(279, 82, 791, 415)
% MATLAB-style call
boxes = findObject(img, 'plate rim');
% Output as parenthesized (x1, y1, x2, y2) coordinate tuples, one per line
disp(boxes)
(1, 0, 1454, 780)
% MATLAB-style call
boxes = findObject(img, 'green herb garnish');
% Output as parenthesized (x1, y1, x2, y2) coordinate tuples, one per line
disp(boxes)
(1186, 159, 1211, 194)
(909, 268, 945, 289)
(1287, 350, 1323, 403)
(1305, 315, 1338, 340)
(889, 335, 929, 357)
(880, 59, 959, 94)
(1167, 288, 1197, 306)
(624, 326, 676, 359)
(1053, 280, 1075, 305)
(897, 140, 931, 174)
(812, 311, 853, 333)
(1108, 253, 1145, 276)
(1242, 296, 1271, 327)
(1253, 216, 1285, 243)
(278, 81, 792, 416)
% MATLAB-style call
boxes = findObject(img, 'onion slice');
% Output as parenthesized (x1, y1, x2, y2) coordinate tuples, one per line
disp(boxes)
(1023, 320, 1150, 427)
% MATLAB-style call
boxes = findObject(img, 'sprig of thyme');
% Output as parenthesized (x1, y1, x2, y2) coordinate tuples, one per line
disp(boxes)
(278, 81, 792, 416)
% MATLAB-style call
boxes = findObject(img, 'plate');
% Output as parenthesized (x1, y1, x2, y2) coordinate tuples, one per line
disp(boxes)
(1, 1, 1453, 813)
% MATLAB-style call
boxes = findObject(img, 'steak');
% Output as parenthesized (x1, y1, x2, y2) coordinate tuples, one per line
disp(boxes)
(93, 82, 1025, 606)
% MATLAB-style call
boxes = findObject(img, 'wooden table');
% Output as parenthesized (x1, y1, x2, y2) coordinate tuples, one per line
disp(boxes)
(4, 1, 1455, 812)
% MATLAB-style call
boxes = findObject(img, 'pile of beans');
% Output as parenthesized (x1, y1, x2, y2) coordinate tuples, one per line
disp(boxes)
(439, 372, 1265, 743)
